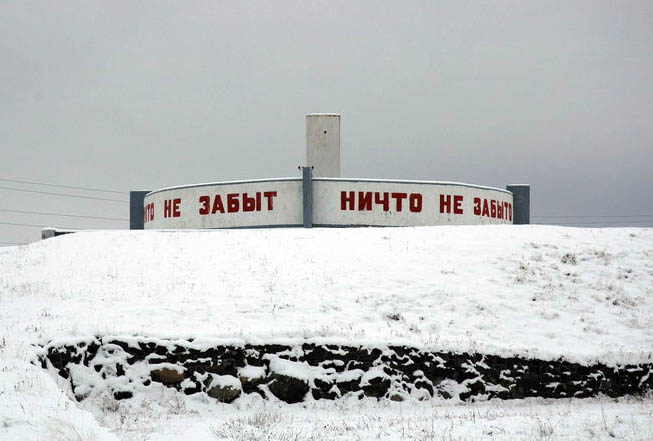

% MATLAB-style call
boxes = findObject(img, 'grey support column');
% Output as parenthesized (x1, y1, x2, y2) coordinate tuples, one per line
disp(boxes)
(302, 167, 313, 228)
(41, 228, 76, 240)
(41, 228, 56, 240)
(130, 190, 150, 230)
(507, 184, 530, 225)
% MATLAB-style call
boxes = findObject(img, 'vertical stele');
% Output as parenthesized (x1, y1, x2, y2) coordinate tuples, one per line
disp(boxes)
(506, 184, 530, 225)
(306, 113, 341, 177)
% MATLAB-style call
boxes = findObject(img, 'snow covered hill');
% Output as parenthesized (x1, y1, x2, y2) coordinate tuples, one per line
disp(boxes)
(1, 226, 651, 364)
(0, 226, 651, 440)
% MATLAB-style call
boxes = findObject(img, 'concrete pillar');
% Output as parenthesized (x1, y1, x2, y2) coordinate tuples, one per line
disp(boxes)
(41, 228, 76, 240)
(302, 167, 313, 228)
(306, 113, 340, 177)
(130, 191, 150, 230)
(41, 228, 56, 240)
(507, 184, 530, 225)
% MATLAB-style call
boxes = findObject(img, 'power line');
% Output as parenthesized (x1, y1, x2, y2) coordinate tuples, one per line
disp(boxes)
(0, 186, 128, 203)
(535, 220, 653, 225)
(0, 221, 68, 228)
(533, 214, 653, 219)
(0, 221, 120, 229)
(0, 208, 127, 221)
(0, 177, 126, 194)
(0, 220, 127, 231)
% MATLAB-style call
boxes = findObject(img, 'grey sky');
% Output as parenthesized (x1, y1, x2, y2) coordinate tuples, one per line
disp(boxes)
(1, 1, 652, 244)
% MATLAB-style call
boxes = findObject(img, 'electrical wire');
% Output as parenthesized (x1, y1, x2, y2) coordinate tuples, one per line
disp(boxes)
(533, 214, 653, 219)
(0, 208, 127, 221)
(0, 221, 79, 229)
(0, 186, 128, 203)
(0, 177, 125, 194)
(535, 220, 653, 225)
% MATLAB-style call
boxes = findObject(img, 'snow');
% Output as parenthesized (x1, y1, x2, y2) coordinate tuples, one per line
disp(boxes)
(1, 226, 651, 364)
(266, 356, 324, 381)
(0, 359, 119, 441)
(15, 391, 653, 441)
(0, 225, 652, 440)
(208, 374, 241, 390)
(238, 365, 266, 380)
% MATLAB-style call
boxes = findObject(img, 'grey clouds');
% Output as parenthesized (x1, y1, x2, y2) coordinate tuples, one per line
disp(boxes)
(1, 1, 652, 243)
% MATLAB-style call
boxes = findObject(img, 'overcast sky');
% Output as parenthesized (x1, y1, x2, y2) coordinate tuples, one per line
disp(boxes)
(1, 1, 652, 244)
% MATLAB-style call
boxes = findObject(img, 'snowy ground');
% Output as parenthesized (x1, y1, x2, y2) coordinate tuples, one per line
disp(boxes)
(3, 374, 652, 441)
(89, 393, 653, 441)
(0, 226, 652, 440)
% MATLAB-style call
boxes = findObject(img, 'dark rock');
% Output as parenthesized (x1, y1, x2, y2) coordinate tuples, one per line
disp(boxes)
(312, 377, 338, 400)
(37, 338, 653, 405)
(113, 390, 133, 400)
(362, 377, 391, 398)
(267, 374, 309, 403)
(239, 371, 267, 394)
(335, 378, 361, 396)
(151, 367, 185, 384)
(182, 380, 202, 395)
(312, 385, 339, 400)
(207, 383, 241, 403)
(413, 379, 434, 396)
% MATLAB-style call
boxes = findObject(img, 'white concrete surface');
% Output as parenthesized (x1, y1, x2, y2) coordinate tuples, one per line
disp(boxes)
(306, 113, 340, 177)
(143, 178, 513, 229)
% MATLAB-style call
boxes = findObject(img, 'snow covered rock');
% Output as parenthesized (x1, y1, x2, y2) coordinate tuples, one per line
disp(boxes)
(37, 338, 653, 404)
(206, 374, 242, 403)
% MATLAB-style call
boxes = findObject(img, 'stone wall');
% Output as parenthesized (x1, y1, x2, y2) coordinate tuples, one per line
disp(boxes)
(38, 337, 652, 403)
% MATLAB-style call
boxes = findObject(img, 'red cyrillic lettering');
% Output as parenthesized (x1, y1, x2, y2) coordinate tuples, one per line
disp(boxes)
(243, 193, 256, 212)
(263, 191, 277, 210)
(199, 196, 210, 215)
(439, 194, 451, 214)
(256, 192, 262, 211)
(391, 192, 407, 212)
(144, 203, 154, 223)
(374, 192, 390, 211)
(212, 195, 225, 214)
(490, 200, 497, 218)
(341, 191, 355, 210)
(497, 203, 503, 219)
(358, 192, 372, 211)
(482, 199, 489, 217)
(164, 200, 172, 218)
(473, 197, 481, 216)
(409, 194, 422, 212)
(453, 195, 463, 215)
(227, 194, 239, 213)
(172, 198, 181, 217)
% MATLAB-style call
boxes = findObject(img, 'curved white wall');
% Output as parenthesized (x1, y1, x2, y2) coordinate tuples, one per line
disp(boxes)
(144, 179, 303, 229)
(313, 179, 512, 227)
(143, 178, 513, 229)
